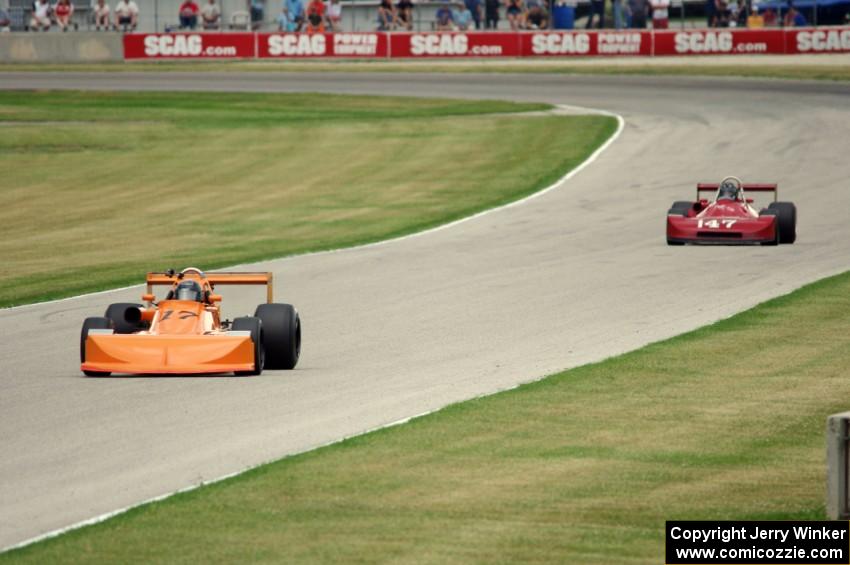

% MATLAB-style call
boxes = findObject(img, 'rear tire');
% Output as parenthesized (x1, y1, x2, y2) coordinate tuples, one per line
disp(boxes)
(255, 303, 301, 370)
(81, 317, 112, 377)
(232, 316, 264, 376)
(104, 302, 144, 334)
(768, 201, 797, 244)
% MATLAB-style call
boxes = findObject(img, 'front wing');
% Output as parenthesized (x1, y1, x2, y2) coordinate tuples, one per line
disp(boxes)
(666, 215, 777, 245)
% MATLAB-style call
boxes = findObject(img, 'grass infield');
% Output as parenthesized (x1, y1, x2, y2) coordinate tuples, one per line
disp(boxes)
(3, 268, 849, 563)
(2, 61, 849, 81)
(0, 91, 615, 307)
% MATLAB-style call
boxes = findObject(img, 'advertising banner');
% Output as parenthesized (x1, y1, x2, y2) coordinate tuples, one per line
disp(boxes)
(785, 27, 850, 54)
(652, 29, 785, 55)
(124, 33, 255, 59)
(388, 32, 521, 57)
(522, 31, 651, 56)
(257, 32, 388, 58)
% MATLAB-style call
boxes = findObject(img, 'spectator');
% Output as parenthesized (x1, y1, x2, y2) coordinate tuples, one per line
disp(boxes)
(30, 0, 51, 30)
(113, 0, 138, 30)
(179, 0, 199, 29)
(783, 1, 806, 25)
(396, 0, 413, 30)
(326, 0, 342, 30)
(714, 0, 730, 25)
(612, 0, 625, 28)
(94, 0, 110, 29)
(249, 0, 264, 29)
(0, 7, 10, 31)
(650, 0, 668, 27)
(305, 0, 325, 30)
(435, 0, 454, 28)
(201, 0, 221, 28)
(505, 0, 524, 29)
(484, 0, 499, 27)
(278, 0, 303, 30)
(465, 0, 482, 28)
(525, 0, 547, 28)
(377, 0, 396, 29)
(628, 0, 646, 26)
(585, 0, 604, 28)
(54, 0, 75, 30)
(453, 1, 473, 28)
(762, 5, 777, 24)
(746, 3, 763, 26)
(705, 0, 716, 25)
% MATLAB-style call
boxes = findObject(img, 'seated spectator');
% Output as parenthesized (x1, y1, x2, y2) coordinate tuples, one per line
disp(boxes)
(326, 0, 342, 30)
(30, 0, 52, 30)
(377, 0, 396, 29)
(505, 0, 524, 30)
(201, 0, 221, 28)
(179, 0, 199, 29)
(762, 6, 777, 25)
(783, 1, 806, 25)
(629, 0, 648, 27)
(54, 0, 75, 30)
(249, 0, 264, 29)
(525, 0, 547, 28)
(714, 0, 730, 26)
(113, 0, 138, 30)
(94, 0, 110, 30)
(0, 7, 10, 31)
(305, 0, 325, 31)
(650, 0, 669, 28)
(484, 0, 499, 28)
(453, 1, 473, 29)
(746, 4, 763, 26)
(435, 0, 454, 28)
(396, 0, 413, 30)
(278, 0, 303, 30)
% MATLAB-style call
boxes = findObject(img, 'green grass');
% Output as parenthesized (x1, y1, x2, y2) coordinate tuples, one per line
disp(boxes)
(3, 60, 850, 81)
(4, 269, 849, 563)
(0, 90, 615, 307)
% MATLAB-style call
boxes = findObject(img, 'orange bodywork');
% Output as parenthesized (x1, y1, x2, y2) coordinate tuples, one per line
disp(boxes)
(82, 270, 272, 375)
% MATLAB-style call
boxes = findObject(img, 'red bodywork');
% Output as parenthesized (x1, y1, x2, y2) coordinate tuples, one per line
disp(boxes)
(667, 183, 779, 245)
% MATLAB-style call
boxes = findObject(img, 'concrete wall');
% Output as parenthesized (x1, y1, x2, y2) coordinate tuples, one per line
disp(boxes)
(0, 31, 124, 61)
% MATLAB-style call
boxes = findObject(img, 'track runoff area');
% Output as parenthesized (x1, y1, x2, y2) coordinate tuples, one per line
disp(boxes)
(2, 67, 850, 562)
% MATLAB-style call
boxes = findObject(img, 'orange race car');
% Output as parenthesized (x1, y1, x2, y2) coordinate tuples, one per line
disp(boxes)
(80, 267, 301, 376)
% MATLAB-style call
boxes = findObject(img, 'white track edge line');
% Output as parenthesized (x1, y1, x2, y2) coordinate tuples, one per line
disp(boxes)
(1, 105, 624, 313)
(0, 105, 625, 553)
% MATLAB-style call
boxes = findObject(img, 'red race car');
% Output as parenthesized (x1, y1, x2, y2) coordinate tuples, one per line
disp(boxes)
(666, 177, 796, 245)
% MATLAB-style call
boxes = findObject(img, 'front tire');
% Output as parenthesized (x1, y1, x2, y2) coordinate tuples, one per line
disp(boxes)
(667, 201, 693, 217)
(255, 303, 301, 370)
(768, 202, 796, 244)
(81, 317, 112, 377)
(232, 317, 264, 376)
(104, 302, 144, 334)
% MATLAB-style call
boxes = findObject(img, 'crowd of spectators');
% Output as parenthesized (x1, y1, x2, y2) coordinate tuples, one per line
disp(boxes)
(705, 0, 806, 27)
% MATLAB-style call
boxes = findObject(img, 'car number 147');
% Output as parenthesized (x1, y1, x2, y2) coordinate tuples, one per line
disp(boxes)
(697, 219, 737, 229)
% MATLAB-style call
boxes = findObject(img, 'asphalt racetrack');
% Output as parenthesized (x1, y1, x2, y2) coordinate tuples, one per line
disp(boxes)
(1, 72, 849, 548)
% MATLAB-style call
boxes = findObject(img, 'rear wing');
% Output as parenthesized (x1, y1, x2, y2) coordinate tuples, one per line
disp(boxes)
(697, 183, 778, 202)
(146, 271, 274, 303)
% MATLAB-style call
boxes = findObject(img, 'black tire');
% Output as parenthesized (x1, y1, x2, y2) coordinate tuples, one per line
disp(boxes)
(768, 201, 797, 244)
(759, 209, 780, 246)
(232, 316, 264, 376)
(104, 302, 144, 334)
(81, 317, 113, 377)
(667, 201, 693, 217)
(254, 303, 301, 370)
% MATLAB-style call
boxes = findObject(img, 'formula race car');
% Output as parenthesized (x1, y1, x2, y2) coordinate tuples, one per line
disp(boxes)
(666, 177, 797, 245)
(80, 268, 301, 376)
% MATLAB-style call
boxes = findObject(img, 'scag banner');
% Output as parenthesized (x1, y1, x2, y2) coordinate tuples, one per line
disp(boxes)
(257, 32, 388, 58)
(786, 27, 850, 54)
(388, 32, 520, 57)
(653, 29, 784, 55)
(124, 32, 255, 59)
(523, 31, 651, 56)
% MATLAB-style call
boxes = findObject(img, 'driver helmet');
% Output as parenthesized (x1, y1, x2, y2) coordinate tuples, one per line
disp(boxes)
(717, 179, 741, 201)
(174, 280, 203, 302)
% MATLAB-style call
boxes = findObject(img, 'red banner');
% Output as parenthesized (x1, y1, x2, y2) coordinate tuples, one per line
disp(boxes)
(257, 32, 388, 58)
(523, 31, 651, 56)
(389, 32, 520, 57)
(785, 27, 850, 54)
(124, 32, 255, 59)
(652, 29, 784, 56)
